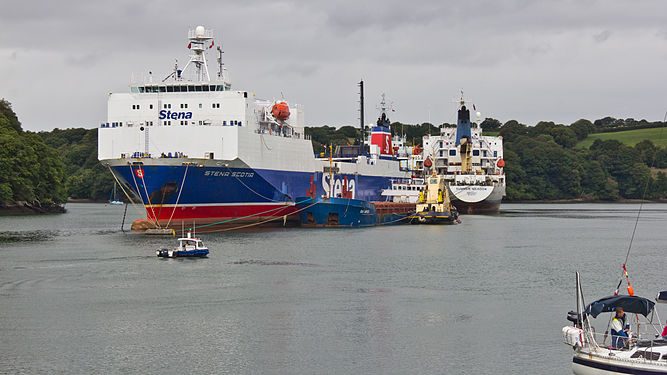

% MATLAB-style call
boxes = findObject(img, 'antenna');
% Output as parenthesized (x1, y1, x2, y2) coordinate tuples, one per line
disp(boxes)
(181, 25, 214, 82)
(359, 80, 365, 155)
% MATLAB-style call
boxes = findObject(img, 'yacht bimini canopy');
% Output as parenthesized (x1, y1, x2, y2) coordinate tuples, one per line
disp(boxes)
(657, 291, 667, 304)
(585, 295, 655, 318)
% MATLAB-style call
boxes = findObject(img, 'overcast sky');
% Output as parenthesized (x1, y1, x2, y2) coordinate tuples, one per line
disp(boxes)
(2, 0, 667, 131)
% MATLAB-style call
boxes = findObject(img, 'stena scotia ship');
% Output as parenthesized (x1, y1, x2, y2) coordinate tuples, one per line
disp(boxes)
(98, 25, 410, 231)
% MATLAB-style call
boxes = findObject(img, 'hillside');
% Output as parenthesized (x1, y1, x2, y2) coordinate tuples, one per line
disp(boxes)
(0, 99, 67, 213)
(577, 127, 667, 149)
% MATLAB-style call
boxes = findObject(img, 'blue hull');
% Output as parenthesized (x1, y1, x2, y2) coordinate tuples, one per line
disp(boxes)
(296, 197, 378, 227)
(108, 162, 398, 226)
(295, 197, 414, 227)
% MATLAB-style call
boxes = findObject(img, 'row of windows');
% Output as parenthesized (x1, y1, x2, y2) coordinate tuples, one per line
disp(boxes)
(144, 103, 222, 110)
(132, 104, 154, 110)
(131, 85, 229, 93)
(396, 185, 420, 191)
(438, 141, 485, 148)
(439, 149, 498, 157)
(159, 120, 243, 126)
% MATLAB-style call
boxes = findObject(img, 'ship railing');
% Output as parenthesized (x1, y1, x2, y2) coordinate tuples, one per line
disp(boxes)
(255, 128, 308, 140)
(583, 327, 667, 354)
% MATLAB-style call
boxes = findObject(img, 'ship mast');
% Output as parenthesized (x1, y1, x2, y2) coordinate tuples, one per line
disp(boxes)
(359, 80, 365, 155)
(182, 26, 213, 82)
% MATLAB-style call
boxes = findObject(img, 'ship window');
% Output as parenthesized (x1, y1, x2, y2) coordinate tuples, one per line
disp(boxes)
(174, 86, 181, 92)
(439, 141, 443, 148)
(138, 87, 145, 93)
(473, 150, 480, 156)
(195, 85, 203, 92)
(131, 87, 139, 93)
(202, 85, 209, 92)
(440, 150, 443, 157)
(217, 85, 224, 91)
(494, 151, 497, 157)
(167, 86, 174, 92)
(199, 103, 202, 109)
(210, 85, 216, 91)
(238, 121, 242, 126)
(483, 150, 487, 157)
(132, 105, 135, 109)
(159, 86, 166, 93)
(188, 85, 195, 92)
(163, 104, 168, 109)
(449, 149, 456, 156)
(223, 121, 226, 125)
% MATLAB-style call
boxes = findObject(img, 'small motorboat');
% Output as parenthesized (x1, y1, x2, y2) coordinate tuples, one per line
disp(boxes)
(156, 231, 209, 258)
(562, 273, 667, 375)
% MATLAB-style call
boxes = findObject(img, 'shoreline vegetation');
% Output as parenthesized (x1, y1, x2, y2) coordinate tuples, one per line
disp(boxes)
(1, 99, 666, 215)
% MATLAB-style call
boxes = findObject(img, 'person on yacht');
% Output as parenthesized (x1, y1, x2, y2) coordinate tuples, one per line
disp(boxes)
(611, 307, 630, 349)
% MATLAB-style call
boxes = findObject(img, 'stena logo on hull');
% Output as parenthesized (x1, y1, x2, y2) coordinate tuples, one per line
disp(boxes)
(322, 175, 356, 198)
(159, 110, 193, 120)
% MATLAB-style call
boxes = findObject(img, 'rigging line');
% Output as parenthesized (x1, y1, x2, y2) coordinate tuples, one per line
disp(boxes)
(204, 200, 319, 233)
(223, 164, 284, 202)
(622, 112, 667, 268)
(165, 163, 189, 228)
(260, 134, 273, 150)
(137, 165, 161, 228)
(173, 203, 294, 233)
(105, 164, 149, 219)
(129, 164, 160, 228)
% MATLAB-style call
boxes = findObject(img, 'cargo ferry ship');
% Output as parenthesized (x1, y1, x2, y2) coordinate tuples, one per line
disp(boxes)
(98, 26, 410, 231)
(417, 93, 505, 213)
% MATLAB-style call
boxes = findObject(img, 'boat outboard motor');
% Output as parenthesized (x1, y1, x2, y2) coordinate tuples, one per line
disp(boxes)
(567, 310, 584, 328)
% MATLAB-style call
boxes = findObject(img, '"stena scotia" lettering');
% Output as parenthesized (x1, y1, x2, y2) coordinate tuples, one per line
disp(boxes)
(159, 110, 193, 120)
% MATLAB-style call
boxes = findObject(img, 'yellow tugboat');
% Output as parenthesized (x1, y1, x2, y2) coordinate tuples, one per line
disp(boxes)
(409, 172, 460, 224)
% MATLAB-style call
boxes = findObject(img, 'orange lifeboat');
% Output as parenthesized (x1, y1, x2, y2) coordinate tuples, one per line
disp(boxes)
(271, 101, 290, 121)
(497, 158, 505, 167)
(423, 157, 432, 168)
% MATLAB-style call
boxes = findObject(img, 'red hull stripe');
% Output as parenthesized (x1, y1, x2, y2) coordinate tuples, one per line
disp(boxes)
(146, 204, 297, 221)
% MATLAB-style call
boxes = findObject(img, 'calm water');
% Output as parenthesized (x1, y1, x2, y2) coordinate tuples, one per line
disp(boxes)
(0, 203, 665, 374)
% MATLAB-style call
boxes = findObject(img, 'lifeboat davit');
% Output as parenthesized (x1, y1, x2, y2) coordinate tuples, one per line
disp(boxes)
(271, 101, 290, 121)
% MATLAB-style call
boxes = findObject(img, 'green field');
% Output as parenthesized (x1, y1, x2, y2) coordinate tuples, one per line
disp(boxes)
(577, 127, 667, 149)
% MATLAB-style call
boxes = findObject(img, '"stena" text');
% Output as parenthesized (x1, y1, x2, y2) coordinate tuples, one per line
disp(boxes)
(159, 110, 193, 120)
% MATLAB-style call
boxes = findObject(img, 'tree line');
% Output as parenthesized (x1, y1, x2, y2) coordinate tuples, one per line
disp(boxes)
(1, 97, 665, 207)
(306, 117, 667, 201)
(0, 100, 67, 206)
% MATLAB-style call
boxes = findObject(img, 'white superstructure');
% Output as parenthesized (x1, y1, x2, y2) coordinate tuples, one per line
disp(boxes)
(416, 93, 506, 212)
(98, 26, 404, 179)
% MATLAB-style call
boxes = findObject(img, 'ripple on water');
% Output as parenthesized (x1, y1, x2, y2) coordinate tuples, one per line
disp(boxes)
(0, 230, 59, 243)
(230, 259, 320, 267)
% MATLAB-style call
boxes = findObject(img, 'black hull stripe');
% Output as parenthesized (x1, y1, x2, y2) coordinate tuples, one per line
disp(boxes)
(573, 356, 667, 375)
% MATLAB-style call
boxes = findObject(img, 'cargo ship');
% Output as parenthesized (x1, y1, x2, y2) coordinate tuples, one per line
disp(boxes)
(417, 93, 505, 214)
(98, 26, 410, 231)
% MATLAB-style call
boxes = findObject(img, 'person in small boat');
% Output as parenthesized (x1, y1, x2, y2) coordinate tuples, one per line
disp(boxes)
(611, 307, 630, 349)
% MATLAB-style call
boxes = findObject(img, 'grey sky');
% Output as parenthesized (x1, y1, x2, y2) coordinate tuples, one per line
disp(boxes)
(2, 0, 667, 131)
